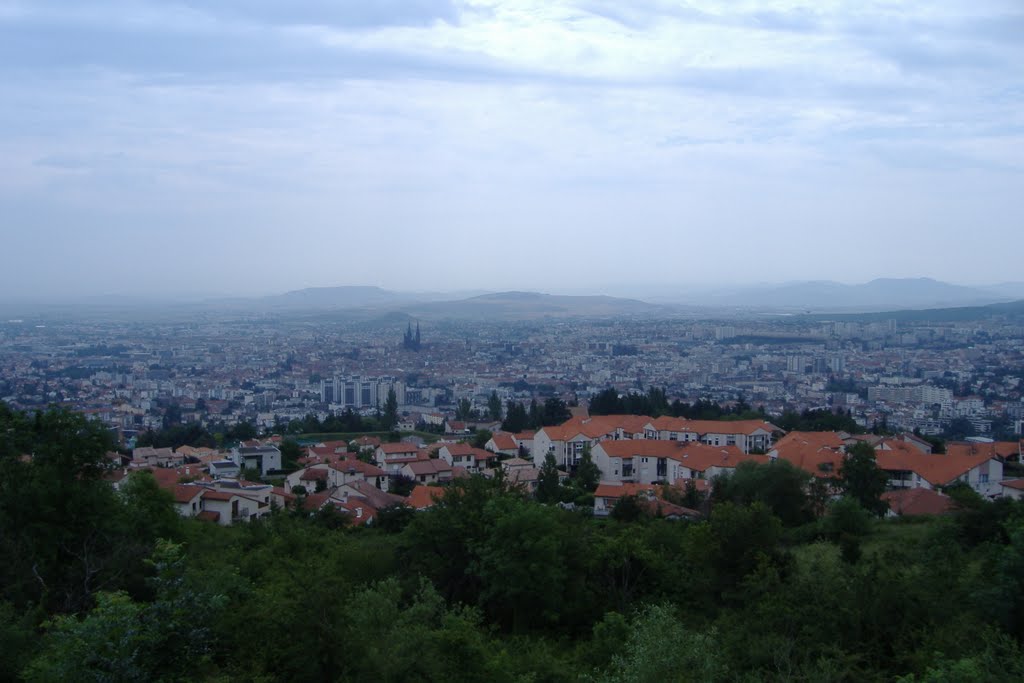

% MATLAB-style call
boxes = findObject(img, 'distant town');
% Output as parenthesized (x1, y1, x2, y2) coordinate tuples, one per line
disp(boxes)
(2, 291, 1022, 444)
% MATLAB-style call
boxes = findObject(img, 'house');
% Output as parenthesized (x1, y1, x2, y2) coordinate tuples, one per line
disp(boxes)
(209, 459, 241, 478)
(334, 480, 405, 513)
(773, 431, 1005, 498)
(350, 436, 382, 453)
(401, 458, 453, 484)
(514, 430, 536, 456)
(230, 445, 282, 477)
(407, 485, 446, 510)
(172, 484, 205, 518)
(769, 432, 846, 479)
(132, 446, 185, 468)
(882, 488, 954, 517)
(374, 443, 425, 473)
(592, 439, 765, 485)
(284, 458, 389, 493)
(875, 443, 1004, 497)
(444, 420, 470, 435)
(999, 479, 1024, 500)
(592, 482, 700, 519)
(643, 416, 779, 453)
(485, 432, 519, 456)
(532, 415, 650, 470)
(437, 443, 493, 472)
(499, 458, 540, 492)
(198, 489, 261, 526)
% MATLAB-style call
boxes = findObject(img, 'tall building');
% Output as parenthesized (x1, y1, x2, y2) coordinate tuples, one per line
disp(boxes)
(321, 375, 406, 408)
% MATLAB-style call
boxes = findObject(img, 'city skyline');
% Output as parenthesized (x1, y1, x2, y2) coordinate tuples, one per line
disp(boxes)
(2, 0, 1022, 299)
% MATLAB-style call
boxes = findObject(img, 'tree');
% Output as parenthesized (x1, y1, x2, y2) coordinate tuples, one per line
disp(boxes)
(711, 460, 814, 527)
(472, 429, 492, 449)
(839, 442, 888, 516)
(487, 391, 502, 422)
(536, 454, 562, 504)
(456, 398, 474, 421)
(589, 388, 624, 415)
(279, 438, 303, 469)
(528, 399, 542, 429)
(381, 388, 399, 431)
(501, 401, 529, 433)
(541, 397, 571, 426)
(574, 445, 601, 493)
(609, 494, 645, 522)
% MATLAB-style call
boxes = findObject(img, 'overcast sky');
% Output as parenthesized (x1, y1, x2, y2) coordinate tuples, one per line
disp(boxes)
(1, 0, 1021, 300)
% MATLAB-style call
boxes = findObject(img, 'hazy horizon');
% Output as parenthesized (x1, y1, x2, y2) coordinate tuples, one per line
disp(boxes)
(2, 1, 1021, 300)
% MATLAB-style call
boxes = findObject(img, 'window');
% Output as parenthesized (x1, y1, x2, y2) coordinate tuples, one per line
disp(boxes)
(979, 473, 989, 484)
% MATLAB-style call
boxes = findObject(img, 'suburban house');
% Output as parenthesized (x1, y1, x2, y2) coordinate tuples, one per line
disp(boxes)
(484, 432, 520, 456)
(772, 431, 1007, 498)
(437, 443, 493, 472)
(514, 430, 536, 456)
(769, 431, 847, 479)
(132, 446, 185, 468)
(401, 457, 453, 484)
(874, 442, 1004, 497)
(593, 482, 700, 519)
(229, 445, 282, 477)
(642, 416, 779, 453)
(532, 415, 650, 470)
(592, 439, 766, 485)
(882, 488, 954, 517)
(407, 485, 446, 510)
(999, 479, 1024, 500)
(499, 457, 540, 492)
(284, 458, 389, 494)
(374, 443, 426, 473)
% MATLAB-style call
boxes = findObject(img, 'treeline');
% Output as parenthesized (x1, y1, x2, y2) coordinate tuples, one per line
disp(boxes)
(135, 409, 386, 450)
(3, 405, 1024, 681)
(589, 387, 772, 422)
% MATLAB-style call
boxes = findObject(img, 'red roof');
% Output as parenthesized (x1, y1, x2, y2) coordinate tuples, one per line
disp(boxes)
(407, 485, 446, 510)
(882, 488, 953, 516)
(489, 433, 518, 451)
(378, 443, 420, 455)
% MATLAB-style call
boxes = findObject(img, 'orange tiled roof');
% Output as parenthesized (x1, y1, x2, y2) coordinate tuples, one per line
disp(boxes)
(407, 485, 446, 510)
(882, 488, 953, 516)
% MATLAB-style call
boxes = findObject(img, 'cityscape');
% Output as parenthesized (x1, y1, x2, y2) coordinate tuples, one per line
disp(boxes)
(2, 0, 1023, 680)
(4, 290, 1022, 443)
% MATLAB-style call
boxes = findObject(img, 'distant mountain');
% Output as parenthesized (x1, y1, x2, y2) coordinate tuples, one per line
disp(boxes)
(261, 286, 409, 309)
(398, 291, 666, 320)
(807, 298, 1024, 324)
(980, 282, 1024, 300)
(682, 278, 1011, 312)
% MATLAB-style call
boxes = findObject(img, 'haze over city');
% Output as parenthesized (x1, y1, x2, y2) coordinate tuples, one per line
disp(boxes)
(2, 0, 1022, 300)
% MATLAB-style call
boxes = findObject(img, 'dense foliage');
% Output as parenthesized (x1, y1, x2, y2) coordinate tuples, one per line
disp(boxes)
(2, 404, 1024, 681)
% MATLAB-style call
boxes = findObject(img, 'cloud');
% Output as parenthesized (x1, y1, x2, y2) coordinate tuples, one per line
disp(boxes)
(0, 0, 1021, 298)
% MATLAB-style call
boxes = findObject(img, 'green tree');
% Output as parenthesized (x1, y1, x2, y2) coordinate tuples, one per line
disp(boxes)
(541, 397, 571, 426)
(536, 453, 562, 503)
(381, 387, 399, 431)
(456, 398, 474, 421)
(279, 438, 303, 469)
(501, 400, 529, 433)
(471, 429, 492, 450)
(574, 445, 601, 493)
(487, 391, 503, 422)
(840, 442, 888, 516)
(711, 459, 814, 527)
(588, 604, 725, 683)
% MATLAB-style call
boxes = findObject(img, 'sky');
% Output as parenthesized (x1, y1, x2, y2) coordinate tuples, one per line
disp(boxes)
(1, 0, 1022, 300)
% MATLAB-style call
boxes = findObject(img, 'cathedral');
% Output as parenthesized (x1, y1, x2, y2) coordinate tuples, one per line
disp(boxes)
(402, 321, 421, 351)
